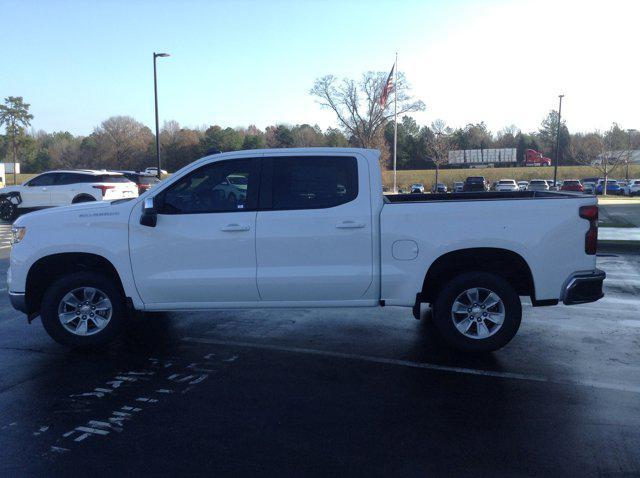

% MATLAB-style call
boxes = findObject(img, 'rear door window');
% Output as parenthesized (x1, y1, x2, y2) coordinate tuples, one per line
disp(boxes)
(268, 157, 358, 210)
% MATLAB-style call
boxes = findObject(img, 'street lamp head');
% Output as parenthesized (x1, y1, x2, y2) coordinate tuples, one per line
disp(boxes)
(154, 52, 170, 58)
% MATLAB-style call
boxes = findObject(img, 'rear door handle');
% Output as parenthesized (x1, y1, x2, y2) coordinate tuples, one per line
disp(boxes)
(336, 220, 366, 229)
(221, 223, 250, 232)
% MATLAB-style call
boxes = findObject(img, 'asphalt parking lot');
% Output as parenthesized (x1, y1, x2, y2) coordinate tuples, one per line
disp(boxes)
(0, 248, 639, 476)
(0, 223, 11, 249)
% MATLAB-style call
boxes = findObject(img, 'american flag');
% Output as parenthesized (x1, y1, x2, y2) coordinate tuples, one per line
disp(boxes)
(379, 63, 395, 107)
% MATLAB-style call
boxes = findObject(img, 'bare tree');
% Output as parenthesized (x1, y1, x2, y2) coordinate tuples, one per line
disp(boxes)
(425, 119, 453, 189)
(570, 131, 625, 196)
(311, 71, 425, 148)
(93, 116, 153, 170)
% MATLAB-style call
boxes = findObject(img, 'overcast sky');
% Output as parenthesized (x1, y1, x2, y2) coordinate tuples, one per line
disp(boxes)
(3, 0, 638, 136)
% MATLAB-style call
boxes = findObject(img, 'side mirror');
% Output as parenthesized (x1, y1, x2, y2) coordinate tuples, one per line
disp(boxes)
(140, 196, 157, 227)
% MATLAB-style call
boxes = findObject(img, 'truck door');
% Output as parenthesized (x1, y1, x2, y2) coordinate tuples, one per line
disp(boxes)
(255, 155, 373, 301)
(129, 158, 261, 305)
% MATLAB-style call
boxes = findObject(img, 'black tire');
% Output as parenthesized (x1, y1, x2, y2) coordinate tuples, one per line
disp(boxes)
(40, 271, 126, 348)
(72, 195, 97, 204)
(431, 271, 521, 353)
(0, 199, 18, 222)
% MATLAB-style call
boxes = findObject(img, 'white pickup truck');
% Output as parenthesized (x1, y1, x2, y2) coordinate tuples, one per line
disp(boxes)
(7, 148, 605, 352)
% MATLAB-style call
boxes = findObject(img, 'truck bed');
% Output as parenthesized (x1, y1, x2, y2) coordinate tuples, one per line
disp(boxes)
(385, 191, 584, 203)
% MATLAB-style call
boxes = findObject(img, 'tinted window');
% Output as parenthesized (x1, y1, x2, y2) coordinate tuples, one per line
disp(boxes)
(56, 173, 93, 184)
(27, 173, 57, 186)
(271, 157, 358, 210)
(160, 159, 256, 214)
(94, 174, 131, 183)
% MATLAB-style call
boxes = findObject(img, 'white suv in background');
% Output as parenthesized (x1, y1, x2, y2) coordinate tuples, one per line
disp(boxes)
(495, 179, 518, 192)
(622, 179, 640, 196)
(0, 170, 138, 222)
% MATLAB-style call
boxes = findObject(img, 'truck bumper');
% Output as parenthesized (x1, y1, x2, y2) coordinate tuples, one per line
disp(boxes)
(562, 269, 606, 305)
(9, 291, 27, 314)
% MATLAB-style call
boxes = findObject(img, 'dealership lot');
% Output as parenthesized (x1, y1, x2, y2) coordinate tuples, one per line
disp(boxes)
(0, 249, 639, 475)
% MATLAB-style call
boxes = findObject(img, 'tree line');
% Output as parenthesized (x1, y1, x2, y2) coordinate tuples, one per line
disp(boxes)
(1, 89, 638, 177)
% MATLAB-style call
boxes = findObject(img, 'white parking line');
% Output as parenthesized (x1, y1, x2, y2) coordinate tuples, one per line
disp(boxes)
(182, 337, 640, 395)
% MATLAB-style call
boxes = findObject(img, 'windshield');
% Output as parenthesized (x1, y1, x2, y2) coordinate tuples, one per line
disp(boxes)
(499, 180, 515, 185)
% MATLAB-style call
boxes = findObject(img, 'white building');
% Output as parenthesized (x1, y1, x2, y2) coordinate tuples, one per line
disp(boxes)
(593, 150, 640, 165)
(1, 162, 21, 174)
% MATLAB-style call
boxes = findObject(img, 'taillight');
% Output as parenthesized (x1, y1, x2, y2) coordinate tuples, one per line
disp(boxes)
(579, 205, 598, 255)
(92, 185, 115, 196)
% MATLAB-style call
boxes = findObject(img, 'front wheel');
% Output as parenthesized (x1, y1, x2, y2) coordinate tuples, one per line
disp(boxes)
(40, 271, 126, 348)
(431, 272, 522, 353)
(0, 199, 18, 222)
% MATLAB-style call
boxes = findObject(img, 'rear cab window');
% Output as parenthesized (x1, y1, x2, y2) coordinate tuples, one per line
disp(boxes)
(264, 156, 358, 210)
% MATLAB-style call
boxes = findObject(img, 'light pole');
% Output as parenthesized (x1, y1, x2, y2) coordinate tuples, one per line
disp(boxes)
(553, 94, 564, 188)
(627, 129, 637, 180)
(153, 52, 170, 179)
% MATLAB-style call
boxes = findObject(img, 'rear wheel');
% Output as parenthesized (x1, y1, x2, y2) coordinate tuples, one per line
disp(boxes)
(40, 271, 126, 348)
(432, 272, 521, 353)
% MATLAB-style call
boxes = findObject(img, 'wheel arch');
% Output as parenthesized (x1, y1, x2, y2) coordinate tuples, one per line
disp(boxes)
(420, 247, 535, 305)
(25, 252, 126, 316)
(72, 194, 97, 204)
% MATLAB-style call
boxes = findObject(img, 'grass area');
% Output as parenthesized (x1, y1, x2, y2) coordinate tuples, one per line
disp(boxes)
(382, 165, 640, 190)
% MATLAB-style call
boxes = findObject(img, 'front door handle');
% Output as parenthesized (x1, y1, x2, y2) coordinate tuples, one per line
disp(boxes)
(336, 220, 366, 229)
(221, 223, 250, 232)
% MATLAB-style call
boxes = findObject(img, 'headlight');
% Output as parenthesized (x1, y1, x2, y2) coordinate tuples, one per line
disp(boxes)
(11, 226, 26, 245)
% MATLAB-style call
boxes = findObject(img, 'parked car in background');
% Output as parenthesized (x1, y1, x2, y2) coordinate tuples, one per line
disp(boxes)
(495, 179, 518, 192)
(410, 183, 425, 194)
(517, 181, 528, 191)
(583, 182, 597, 195)
(560, 180, 584, 192)
(527, 180, 550, 191)
(0, 170, 138, 222)
(8, 147, 604, 354)
(144, 167, 168, 176)
(462, 176, 488, 192)
(622, 179, 640, 196)
(453, 181, 464, 192)
(431, 183, 448, 194)
(596, 179, 622, 195)
(115, 171, 160, 195)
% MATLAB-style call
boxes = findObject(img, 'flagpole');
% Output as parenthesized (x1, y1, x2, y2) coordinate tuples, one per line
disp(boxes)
(393, 52, 398, 193)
